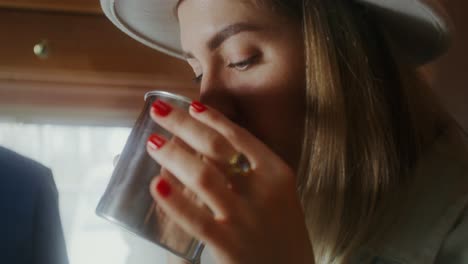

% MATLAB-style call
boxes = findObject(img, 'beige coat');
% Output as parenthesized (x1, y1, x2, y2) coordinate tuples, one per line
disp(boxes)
(353, 128, 468, 263)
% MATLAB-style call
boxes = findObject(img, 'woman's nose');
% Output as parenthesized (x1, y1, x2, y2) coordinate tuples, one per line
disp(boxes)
(199, 74, 239, 123)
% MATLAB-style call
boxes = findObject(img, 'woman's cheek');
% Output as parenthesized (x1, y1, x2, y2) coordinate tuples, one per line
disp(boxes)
(232, 66, 284, 95)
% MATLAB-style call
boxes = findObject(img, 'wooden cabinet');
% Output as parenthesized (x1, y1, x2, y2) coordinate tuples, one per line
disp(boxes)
(0, 2, 197, 126)
(0, 0, 102, 14)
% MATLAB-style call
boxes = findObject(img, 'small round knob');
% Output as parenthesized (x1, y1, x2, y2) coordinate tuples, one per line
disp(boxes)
(33, 40, 50, 59)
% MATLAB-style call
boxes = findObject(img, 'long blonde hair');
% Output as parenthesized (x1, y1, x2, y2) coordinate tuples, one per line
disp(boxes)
(258, 0, 451, 262)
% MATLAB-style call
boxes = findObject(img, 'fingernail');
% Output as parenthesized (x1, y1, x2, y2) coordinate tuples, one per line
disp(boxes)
(156, 179, 171, 197)
(148, 134, 166, 150)
(191, 101, 207, 113)
(152, 100, 172, 117)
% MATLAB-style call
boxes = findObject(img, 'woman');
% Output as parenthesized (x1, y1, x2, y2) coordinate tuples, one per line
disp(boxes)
(101, 0, 468, 263)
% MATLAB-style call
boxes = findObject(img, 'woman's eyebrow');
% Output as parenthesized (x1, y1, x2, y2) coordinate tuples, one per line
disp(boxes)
(208, 22, 260, 50)
(183, 22, 261, 59)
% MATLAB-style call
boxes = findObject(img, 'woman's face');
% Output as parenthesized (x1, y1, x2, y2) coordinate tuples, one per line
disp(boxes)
(178, 0, 306, 171)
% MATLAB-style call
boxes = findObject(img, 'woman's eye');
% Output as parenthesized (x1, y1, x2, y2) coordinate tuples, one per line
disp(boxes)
(192, 74, 203, 84)
(228, 55, 259, 71)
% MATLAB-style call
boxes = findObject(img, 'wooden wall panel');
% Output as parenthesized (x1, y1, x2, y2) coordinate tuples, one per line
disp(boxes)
(0, 0, 102, 14)
(0, 8, 197, 126)
(0, 9, 192, 78)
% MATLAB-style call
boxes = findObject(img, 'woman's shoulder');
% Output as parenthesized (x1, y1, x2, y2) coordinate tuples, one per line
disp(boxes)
(429, 127, 468, 263)
(353, 127, 468, 263)
(435, 207, 468, 263)
(420, 126, 468, 171)
(412, 126, 468, 193)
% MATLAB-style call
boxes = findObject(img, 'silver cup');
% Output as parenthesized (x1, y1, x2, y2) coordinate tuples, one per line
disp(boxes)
(96, 91, 204, 263)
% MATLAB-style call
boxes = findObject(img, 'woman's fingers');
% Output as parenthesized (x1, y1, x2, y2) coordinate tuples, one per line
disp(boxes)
(189, 102, 296, 197)
(149, 175, 222, 244)
(171, 136, 197, 156)
(146, 133, 237, 219)
(149, 99, 290, 194)
(151, 100, 239, 169)
(189, 101, 284, 171)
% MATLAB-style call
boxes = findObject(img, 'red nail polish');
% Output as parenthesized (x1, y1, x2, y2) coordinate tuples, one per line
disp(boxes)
(148, 134, 166, 149)
(152, 100, 172, 117)
(191, 101, 207, 113)
(156, 179, 171, 197)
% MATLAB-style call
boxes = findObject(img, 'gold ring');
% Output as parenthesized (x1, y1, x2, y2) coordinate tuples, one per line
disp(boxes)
(228, 152, 252, 176)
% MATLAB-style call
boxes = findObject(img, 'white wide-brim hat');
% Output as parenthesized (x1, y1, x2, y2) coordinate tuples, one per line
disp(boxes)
(100, 0, 451, 65)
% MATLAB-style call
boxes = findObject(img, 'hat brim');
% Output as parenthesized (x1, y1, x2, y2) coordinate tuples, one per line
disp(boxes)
(101, 0, 451, 65)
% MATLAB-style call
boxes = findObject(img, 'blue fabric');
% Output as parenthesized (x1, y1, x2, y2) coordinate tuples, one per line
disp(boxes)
(0, 146, 68, 264)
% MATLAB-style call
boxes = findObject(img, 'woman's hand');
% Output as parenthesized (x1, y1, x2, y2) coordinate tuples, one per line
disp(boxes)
(146, 100, 314, 264)
(167, 252, 191, 264)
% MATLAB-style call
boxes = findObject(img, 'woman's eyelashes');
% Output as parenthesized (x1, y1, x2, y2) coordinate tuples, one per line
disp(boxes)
(227, 54, 260, 71)
(192, 54, 260, 84)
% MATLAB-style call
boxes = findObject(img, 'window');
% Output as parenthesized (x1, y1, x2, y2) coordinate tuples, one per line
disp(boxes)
(0, 122, 168, 264)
